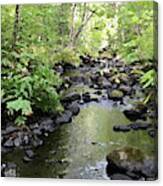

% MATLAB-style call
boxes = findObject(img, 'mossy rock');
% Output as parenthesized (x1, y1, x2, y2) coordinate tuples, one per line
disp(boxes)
(108, 89, 124, 100)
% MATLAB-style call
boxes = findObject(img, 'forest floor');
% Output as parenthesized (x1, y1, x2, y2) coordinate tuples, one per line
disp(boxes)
(1, 55, 158, 180)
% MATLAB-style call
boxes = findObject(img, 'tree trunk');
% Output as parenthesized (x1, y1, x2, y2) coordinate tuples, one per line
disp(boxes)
(12, 5, 20, 49)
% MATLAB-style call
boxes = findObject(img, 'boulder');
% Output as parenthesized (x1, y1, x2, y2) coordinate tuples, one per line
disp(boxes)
(3, 138, 14, 148)
(67, 102, 80, 115)
(113, 125, 131, 132)
(106, 147, 157, 180)
(128, 123, 151, 130)
(40, 118, 55, 133)
(119, 84, 132, 94)
(55, 111, 72, 125)
(123, 109, 146, 121)
(61, 92, 81, 103)
(108, 90, 124, 100)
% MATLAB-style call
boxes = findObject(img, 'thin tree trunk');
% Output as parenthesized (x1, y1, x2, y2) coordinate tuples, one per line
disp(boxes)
(72, 11, 94, 45)
(12, 5, 20, 49)
(69, 3, 77, 43)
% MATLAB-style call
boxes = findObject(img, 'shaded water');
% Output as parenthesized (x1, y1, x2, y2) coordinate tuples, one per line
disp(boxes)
(3, 100, 155, 179)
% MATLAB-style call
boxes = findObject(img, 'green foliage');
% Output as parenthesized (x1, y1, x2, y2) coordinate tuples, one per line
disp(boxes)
(53, 48, 80, 66)
(2, 48, 62, 125)
(140, 69, 156, 89)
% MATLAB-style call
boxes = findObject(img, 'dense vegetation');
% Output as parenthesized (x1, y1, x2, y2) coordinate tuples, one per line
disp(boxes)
(1, 2, 157, 126)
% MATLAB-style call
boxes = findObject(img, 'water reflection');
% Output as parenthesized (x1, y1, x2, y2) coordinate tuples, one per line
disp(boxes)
(3, 101, 155, 179)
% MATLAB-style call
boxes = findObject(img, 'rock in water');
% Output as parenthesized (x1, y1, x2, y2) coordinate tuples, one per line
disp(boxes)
(106, 147, 157, 180)
(3, 138, 14, 148)
(40, 118, 55, 132)
(108, 90, 124, 100)
(25, 149, 35, 159)
(67, 102, 80, 115)
(113, 125, 131, 132)
(61, 92, 81, 103)
(55, 111, 72, 125)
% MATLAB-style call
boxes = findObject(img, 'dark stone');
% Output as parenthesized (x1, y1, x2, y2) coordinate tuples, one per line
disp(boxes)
(94, 90, 102, 95)
(55, 111, 72, 125)
(148, 129, 157, 138)
(106, 147, 157, 180)
(29, 123, 39, 130)
(67, 102, 80, 115)
(61, 92, 81, 103)
(40, 118, 55, 132)
(141, 159, 158, 178)
(123, 110, 146, 121)
(32, 137, 43, 148)
(5, 126, 18, 135)
(70, 76, 84, 84)
(113, 125, 131, 132)
(110, 173, 133, 180)
(128, 123, 151, 130)
(3, 138, 14, 148)
(82, 92, 91, 103)
(33, 128, 42, 135)
(119, 85, 132, 94)
(63, 63, 76, 72)
(97, 77, 111, 89)
(54, 65, 64, 74)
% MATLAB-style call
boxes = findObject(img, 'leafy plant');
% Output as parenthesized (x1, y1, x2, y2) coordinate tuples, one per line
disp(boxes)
(140, 69, 156, 89)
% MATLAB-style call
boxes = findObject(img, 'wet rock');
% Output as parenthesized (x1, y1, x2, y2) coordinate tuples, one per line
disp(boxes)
(22, 134, 30, 145)
(55, 111, 72, 125)
(128, 123, 151, 130)
(29, 122, 39, 130)
(110, 173, 133, 180)
(2, 163, 17, 177)
(97, 77, 111, 89)
(82, 92, 91, 102)
(33, 128, 42, 135)
(25, 149, 35, 159)
(106, 147, 157, 180)
(119, 85, 132, 94)
(148, 129, 157, 138)
(108, 90, 124, 100)
(61, 92, 81, 103)
(67, 102, 80, 115)
(23, 156, 33, 163)
(3, 138, 14, 148)
(5, 126, 18, 135)
(94, 90, 102, 95)
(113, 125, 131, 132)
(63, 63, 76, 72)
(70, 76, 85, 84)
(32, 136, 43, 148)
(13, 137, 21, 147)
(123, 109, 146, 121)
(40, 118, 55, 132)
(141, 159, 158, 178)
(54, 65, 64, 74)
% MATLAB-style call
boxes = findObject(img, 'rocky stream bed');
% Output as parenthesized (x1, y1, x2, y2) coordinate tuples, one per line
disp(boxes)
(1, 56, 158, 180)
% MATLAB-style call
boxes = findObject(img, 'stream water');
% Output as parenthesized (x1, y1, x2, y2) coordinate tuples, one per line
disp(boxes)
(3, 99, 155, 179)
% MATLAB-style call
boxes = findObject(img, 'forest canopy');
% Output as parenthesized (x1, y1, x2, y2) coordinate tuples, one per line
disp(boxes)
(1, 1, 157, 126)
